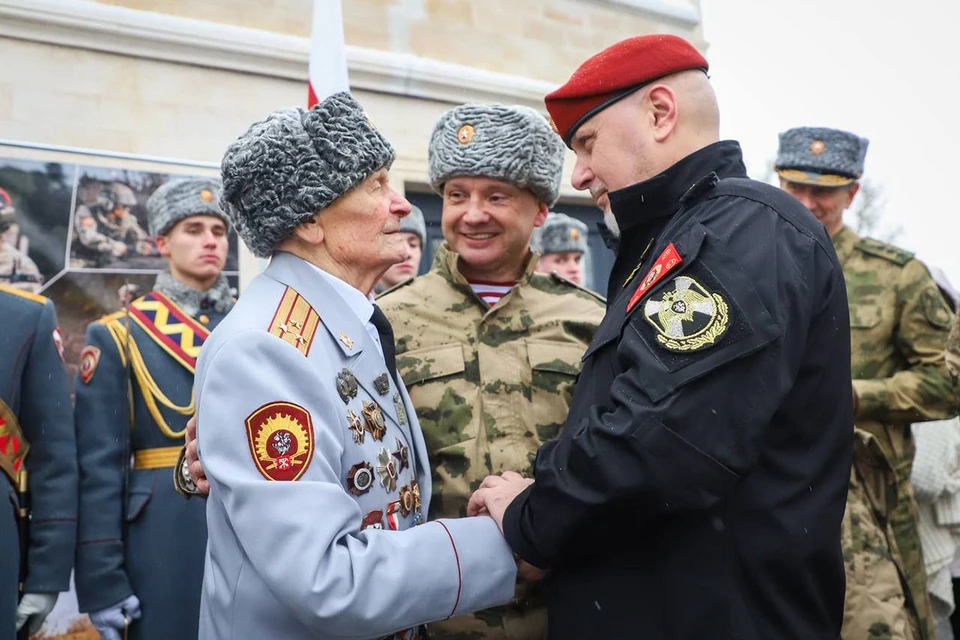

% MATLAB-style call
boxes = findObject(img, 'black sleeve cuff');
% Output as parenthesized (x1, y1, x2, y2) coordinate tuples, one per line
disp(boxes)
(502, 484, 549, 569)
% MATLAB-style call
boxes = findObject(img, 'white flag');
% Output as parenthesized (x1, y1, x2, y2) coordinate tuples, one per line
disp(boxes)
(307, 0, 350, 108)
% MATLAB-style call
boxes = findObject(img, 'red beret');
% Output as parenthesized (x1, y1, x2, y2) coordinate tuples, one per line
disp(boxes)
(546, 34, 709, 146)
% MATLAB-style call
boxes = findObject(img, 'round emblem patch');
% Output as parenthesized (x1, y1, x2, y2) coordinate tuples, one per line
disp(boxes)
(457, 124, 475, 145)
(200, 189, 214, 203)
(245, 401, 314, 481)
(810, 140, 826, 156)
(79, 345, 102, 384)
(643, 275, 729, 352)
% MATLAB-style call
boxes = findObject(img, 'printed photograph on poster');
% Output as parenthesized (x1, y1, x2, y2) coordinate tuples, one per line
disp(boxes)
(67, 167, 239, 272)
(0, 158, 75, 293)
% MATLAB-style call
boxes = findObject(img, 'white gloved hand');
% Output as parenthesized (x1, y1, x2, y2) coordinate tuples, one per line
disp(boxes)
(15, 593, 58, 636)
(89, 594, 141, 640)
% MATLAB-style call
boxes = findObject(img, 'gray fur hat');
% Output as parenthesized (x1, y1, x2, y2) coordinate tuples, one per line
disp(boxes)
(399, 203, 425, 245)
(428, 103, 565, 206)
(775, 126, 869, 187)
(532, 212, 588, 255)
(220, 92, 395, 258)
(146, 177, 228, 237)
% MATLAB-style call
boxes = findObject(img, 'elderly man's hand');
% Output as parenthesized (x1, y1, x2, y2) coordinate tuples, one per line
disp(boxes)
(467, 471, 533, 532)
(185, 415, 210, 496)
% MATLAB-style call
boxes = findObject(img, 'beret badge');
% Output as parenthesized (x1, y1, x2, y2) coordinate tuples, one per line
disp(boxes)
(810, 140, 826, 156)
(200, 189, 214, 203)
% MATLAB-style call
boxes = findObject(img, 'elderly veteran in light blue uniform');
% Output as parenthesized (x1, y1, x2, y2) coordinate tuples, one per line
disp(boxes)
(195, 92, 517, 640)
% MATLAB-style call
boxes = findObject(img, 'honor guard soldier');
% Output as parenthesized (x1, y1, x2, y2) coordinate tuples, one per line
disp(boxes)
(377, 103, 606, 639)
(0, 285, 76, 639)
(532, 212, 589, 286)
(74, 177, 234, 640)
(469, 35, 854, 640)
(777, 126, 959, 640)
(192, 92, 517, 640)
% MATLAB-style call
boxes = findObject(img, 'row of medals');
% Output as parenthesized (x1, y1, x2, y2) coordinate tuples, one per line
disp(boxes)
(336, 368, 422, 530)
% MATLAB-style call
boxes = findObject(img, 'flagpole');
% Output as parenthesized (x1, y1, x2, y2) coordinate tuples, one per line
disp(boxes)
(307, 0, 350, 108)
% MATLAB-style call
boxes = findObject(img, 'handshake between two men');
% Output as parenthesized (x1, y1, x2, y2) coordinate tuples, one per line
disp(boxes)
(182, 417, 546, 583)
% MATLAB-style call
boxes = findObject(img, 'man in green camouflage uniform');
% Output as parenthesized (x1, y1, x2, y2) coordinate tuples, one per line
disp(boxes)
(378, 104, 606, 640)
(777, 126, 958, 640)
(845, 429, 917, 640)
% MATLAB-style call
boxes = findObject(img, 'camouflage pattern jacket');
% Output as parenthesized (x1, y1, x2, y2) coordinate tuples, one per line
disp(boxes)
(835, 226, 957, 463)
(843, 429, 918, 640)
(377, 244, 606, 639)
(946, 309, 960, 379)
(834, 224, 958, 640)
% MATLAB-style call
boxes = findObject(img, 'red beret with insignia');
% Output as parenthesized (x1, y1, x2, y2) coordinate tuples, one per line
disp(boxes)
(546, 34, 709, 147)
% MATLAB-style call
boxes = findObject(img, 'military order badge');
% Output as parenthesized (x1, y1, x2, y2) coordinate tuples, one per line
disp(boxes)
(643, 275, 729, 352)
(346, 409, 365, 444)
(245, 401, 314, 481)
(373, 373, 390, 396)
(336, 369, 359, 404)
(363, 400, 387, 441)
(347, 461, 375, 496)
(376, 446, 398, 493)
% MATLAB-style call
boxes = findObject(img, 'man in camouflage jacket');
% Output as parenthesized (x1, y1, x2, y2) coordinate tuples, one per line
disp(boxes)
(378, 104, 606, 639)
(777, 126, 958, 640)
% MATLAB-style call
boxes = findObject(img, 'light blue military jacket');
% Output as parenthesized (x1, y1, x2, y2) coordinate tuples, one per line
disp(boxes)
(195, 252, 517, 640)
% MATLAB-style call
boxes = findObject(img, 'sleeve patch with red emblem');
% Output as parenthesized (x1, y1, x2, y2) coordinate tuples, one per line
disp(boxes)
(245, 401, 314, 481)
(52, 328, 65, 363)
(79, 346, 101, 384)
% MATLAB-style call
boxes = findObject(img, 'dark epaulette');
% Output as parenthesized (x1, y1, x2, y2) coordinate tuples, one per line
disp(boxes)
(375, 277, 415, 300)
(856, 237, 914, 266)
(0, 284, 46, 305)
(550, 272, 607, 305)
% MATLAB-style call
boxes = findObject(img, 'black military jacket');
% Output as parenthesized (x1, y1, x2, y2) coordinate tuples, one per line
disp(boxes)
(503, 141, 853, 639)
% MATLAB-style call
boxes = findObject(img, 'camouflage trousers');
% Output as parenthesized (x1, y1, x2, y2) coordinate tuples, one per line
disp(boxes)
(890, 466, 936, 640)
(842, 466, 919, 640)
(426, 598, 548, 640)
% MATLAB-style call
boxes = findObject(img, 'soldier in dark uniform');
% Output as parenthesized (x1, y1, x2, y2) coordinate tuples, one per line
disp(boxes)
(0, 285, 76, 638)
(469, 35, 854, 639)
(74, 177, 234, 640)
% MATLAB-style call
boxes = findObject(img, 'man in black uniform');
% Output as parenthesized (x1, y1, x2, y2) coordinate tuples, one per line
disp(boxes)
(469, 34, 853, 640)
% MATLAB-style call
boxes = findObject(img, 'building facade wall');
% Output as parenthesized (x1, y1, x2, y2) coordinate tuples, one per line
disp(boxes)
(0, 0, 703, 286)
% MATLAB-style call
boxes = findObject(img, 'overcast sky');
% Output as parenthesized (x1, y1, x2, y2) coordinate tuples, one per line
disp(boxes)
(700, 0, 960, 288)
